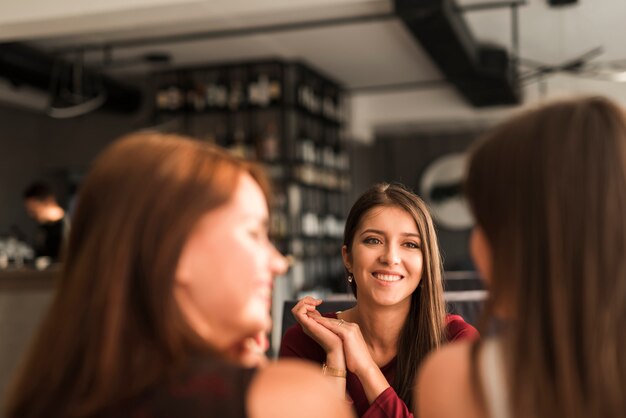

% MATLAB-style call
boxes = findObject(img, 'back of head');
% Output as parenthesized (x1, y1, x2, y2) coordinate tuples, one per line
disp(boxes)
(22, 181, 55, 202)
(23, 181, 59, 222)
(466, 96, 626, 418)
(5, 132, 270, 418)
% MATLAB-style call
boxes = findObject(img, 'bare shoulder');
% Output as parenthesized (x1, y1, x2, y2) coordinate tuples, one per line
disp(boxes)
(247, 359, 354, 418)
(415, 341, 483, 418)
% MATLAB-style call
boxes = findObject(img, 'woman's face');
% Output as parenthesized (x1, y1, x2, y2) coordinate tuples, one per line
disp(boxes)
(343, 205, 424, 308)
(175, 173, 288, 349)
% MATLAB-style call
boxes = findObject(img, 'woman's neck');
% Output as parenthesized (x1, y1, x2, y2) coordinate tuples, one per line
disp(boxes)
(347, 300, 410, 356)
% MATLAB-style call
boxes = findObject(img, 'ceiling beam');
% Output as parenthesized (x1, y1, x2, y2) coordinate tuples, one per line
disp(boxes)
(394, 0, 521, 107)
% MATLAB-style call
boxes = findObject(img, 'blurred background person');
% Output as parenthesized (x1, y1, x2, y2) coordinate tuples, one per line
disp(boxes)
(4, 133, 353, 418)
(417, 96, 626, 418)
(281, 183, 477, 418)
(22, 180, 69, 263)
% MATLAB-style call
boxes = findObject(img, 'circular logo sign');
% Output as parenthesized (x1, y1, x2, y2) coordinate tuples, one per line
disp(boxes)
(420, 153, 474, 230)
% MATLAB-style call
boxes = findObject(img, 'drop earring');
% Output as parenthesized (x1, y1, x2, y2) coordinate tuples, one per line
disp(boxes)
(347, 273, 354, 283)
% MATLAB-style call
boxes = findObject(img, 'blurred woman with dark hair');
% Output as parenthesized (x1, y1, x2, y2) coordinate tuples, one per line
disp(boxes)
(4, 133, 353, 418)
(281, 183, 477, 417)
(417, 96, 626, 418)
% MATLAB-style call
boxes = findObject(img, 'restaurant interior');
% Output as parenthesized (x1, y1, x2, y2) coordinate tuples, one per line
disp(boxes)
(1, 0, 625, 407)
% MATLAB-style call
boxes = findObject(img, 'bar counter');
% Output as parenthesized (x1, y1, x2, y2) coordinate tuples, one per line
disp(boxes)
(0, 267, 57, 401)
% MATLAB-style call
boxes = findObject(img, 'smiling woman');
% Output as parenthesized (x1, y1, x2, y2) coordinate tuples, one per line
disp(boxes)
(3, 133, 353, 418)
(280, 182, 478, 418)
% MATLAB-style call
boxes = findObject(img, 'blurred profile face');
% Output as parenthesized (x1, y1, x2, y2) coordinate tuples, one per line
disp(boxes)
(174, 173, 288, 349)
(343, 205, 423, 308)
(24, 198, 48, 223)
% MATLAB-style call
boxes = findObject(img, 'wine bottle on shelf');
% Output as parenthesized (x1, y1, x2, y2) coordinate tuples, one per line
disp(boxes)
(270, 187, 288, 240)
(228, 81, 245, 111)
(249, 73, 271, 107)
(186, 77, 206, 112)
(269, 74, 282, 105)
(204, 71, 227, 110)
(229, 67, 247, 111)
(258, 122, 280, 162)
(229, 128, 249, 159)
(156, 75, 184, 112)
(155, 78, 168, 111)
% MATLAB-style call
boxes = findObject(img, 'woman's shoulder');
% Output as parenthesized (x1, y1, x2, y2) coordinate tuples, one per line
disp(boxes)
(445, 313, 479, 341)
(415, 341, 483, 418)
(248, 360, 353, 418)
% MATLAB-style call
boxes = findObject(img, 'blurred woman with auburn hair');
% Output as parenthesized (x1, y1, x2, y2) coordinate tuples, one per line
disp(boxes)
(417, 96, 626, 418)
(4, 133, 352, 418)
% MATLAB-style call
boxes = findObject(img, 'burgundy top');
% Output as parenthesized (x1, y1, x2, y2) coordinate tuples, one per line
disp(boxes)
(102, 357, 257, 418)
(279, 313, 478, 418)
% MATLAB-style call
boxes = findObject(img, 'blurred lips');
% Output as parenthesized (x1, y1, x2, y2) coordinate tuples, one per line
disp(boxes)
(256, 281, 273, 305)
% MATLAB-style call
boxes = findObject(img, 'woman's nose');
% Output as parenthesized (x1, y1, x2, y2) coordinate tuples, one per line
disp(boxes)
(380, 244, 400, 265)
(271, 245, 289, 276)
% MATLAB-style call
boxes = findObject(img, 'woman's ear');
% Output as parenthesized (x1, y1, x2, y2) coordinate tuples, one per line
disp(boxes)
(174, 238, 195, 287)
(470, 227, 492, 285)
(341, 245, 352, 273)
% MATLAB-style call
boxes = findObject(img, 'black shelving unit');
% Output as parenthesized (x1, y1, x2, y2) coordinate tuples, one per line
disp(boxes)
(152, 59, 350, 293)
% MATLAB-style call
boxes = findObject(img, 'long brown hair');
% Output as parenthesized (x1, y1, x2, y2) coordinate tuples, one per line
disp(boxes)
(343, 182, 447, 410)
(466, 96, 626, 418)
(4, 132, 271, 418)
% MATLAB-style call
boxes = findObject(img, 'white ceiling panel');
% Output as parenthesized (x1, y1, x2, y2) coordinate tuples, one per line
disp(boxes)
(49, 19, 442, 89)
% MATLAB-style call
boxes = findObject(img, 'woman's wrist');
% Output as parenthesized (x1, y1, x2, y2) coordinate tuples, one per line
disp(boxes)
(325, 350, 346, 367)
(322, 363, 347, 378)
(353, 362, 384, 384)
(354, 364, 390, 404)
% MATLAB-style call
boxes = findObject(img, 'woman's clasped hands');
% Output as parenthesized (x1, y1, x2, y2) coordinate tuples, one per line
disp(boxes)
(291, 297, 383, 380)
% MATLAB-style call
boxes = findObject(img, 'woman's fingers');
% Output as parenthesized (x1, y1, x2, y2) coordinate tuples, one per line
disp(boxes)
(293, 296, 322, 310)
(292, 297, 322, 318)
(310, 315, 356, 335)
(306, 310, 322, 318)
(289, 299, 345, 353)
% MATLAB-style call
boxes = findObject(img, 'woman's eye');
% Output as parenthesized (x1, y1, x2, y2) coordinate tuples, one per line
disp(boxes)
(404, 241, 421, 249)
(363, 237, 382, 245)
(249, 229, 265, 240)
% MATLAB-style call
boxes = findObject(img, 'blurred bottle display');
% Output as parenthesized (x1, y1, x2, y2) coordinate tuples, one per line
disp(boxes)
(153, 60, 349, 293)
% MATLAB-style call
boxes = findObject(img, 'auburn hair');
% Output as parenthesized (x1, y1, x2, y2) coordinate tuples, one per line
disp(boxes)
(4, 132, 271, 418)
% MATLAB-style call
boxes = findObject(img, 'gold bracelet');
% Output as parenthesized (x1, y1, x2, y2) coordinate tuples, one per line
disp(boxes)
(322, 363, 347, 378)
